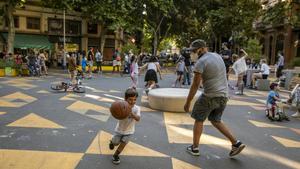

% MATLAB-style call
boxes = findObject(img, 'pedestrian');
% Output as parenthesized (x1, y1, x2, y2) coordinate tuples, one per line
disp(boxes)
(112, 49, 121, 73)
(95, 49, 103, 74)
(140, 56, 162, 95)
(67, 53, 77, 85)
(181, 48, 192, 86)
(39, 51, 48, 75)
(172, 57, 186, 88)
(251, 59, 270, 89)
(231, 49, 248, 95)
(130, 55, 139, 89)
(184, 39, 246, 157)
(287, 84, 300, 118)
(81, 56, 87, 78)
(87, 47, 94, 78)
(276, 51, 284, 80)
(109, 88, 141, 165)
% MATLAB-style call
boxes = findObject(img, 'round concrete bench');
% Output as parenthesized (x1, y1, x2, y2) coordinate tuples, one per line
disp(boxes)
(148, 88, 202, 112)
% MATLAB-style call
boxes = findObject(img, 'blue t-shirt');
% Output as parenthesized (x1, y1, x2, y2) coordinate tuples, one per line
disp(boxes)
(267, 90, 279, 105)
(81, 58, 87, 68)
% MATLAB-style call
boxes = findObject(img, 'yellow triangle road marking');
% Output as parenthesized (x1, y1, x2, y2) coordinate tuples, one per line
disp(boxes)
(1, 92, 37, 102)
(140, 106, 156, 112)
(67, 93, 81, 98)
(67, 101, 110, 122)
(37, 90, 50, 94)
(0, 100, 17, 107)
(86, 131, 168, 157)
(248, 120, 286, 128)
(60, 96, 76, 101)
(271, 136, 300, 148)
(227, 99, 261, 106)
(7, 113, 65, 129)
(0, 112, 6, 115)
(166, 124, 229, 145)
(172, 158, 200, 169)
(290, 128, 300, 135)
(0, 149, 83, 169)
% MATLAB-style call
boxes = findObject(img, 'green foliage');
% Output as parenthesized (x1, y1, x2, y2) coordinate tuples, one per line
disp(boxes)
(291, 58, 300, 67)
(4, 59, 17, 68)
(261, 2, 287, 26)
(121, 43, 139, 55)
(0, 59, 5, 69)
(244, 38, 262, 63)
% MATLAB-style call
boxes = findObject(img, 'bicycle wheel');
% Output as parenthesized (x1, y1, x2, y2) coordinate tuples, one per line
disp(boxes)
(73, 86, 85, 93)
(50, 83, 65, 91)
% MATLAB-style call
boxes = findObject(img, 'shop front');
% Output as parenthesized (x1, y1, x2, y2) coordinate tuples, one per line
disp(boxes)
(48, 35, 81, 67)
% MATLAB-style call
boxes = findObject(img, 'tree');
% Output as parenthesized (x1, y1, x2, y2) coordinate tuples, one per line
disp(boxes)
(1, 0, 26, 54)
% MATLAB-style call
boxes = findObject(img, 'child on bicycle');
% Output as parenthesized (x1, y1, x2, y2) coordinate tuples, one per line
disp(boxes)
(109, 88, 141, 165)
(266, 83, 289, 121)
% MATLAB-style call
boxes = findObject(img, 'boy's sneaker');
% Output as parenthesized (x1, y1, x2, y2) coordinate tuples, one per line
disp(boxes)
(112, 155, 120, 165)
(186, 145, 200, 156)
(229, 140, 246, 157)
(109, 140, 114, 150)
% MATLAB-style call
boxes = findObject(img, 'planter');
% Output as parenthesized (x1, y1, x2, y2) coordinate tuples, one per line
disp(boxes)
(0, 69, 4, 77)
(11, 69, 18, 77)
(5, 67, 12, 76)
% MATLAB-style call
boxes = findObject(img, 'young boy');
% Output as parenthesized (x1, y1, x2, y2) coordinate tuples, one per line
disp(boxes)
(266, 83, 289, 121)
(109, 88, 141, 164)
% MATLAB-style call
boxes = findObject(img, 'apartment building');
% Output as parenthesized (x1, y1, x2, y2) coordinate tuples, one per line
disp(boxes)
(254, 0, 300, 65)
(0, 2, 123, 64)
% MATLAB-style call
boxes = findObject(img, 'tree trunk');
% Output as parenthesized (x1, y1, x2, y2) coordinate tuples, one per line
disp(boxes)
(6, 3, 15, 54)
(100, 25, 107, 54)
(152, 31, 158, 56)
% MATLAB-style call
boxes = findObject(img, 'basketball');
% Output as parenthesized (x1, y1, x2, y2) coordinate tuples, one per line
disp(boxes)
(110, 100, 131, 120)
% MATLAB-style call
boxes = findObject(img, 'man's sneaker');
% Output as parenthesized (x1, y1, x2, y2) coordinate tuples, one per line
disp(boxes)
(112, 155, 120, 165)
(291, 112, 300, 118)
(229, 141, 246, 157)
(109, 140, 114, 150)
(186, 145, 200, 156)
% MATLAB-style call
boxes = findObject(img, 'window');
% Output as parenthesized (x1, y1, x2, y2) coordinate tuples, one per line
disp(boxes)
(48, 18, 63, 34)
(48, 19, 81, 35)
(27, 17, 40, 30)
(88, 23, 98, 34)
(5, 16, 19, 28)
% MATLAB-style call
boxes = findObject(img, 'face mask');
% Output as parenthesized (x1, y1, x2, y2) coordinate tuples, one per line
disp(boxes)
(190, 52, 198, 62)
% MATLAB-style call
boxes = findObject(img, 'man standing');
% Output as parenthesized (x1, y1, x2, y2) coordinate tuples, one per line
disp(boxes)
(184, 39, 245, 157)
(276, 51, 284, 80)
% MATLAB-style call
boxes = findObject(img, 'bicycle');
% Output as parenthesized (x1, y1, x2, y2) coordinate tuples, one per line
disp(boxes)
(50, 76, 85, 93)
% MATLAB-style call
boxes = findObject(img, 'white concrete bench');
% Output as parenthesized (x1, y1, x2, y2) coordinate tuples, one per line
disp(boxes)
(256, 79, 270, 91)
(148, 88, 202, 112)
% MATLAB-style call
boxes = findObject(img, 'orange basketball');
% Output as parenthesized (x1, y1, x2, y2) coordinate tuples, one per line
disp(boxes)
(110, 100, 131, 120)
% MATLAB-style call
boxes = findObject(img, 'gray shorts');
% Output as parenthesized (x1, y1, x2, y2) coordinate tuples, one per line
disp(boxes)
(191, 95, 228, 122)
(111, 133, 132, 145)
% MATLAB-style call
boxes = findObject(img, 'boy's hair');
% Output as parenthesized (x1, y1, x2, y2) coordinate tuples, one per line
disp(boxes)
(270, 83, 278, 90)
(125, 88, 139, 100)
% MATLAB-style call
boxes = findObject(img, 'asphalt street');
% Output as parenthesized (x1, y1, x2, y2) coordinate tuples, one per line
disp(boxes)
(0, 70, 299, 169)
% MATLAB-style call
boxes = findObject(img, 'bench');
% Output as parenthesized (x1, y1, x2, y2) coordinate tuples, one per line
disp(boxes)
(148, 88, 202, 112)
(256, 79, 270, 91)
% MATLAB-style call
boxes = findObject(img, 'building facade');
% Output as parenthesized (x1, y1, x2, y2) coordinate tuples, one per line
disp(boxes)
(0, 2, 124, 64)
(255, 0, 300, 66)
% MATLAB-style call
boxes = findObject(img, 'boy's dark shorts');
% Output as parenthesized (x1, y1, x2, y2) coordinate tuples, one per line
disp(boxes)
(191, 95, 228, 122)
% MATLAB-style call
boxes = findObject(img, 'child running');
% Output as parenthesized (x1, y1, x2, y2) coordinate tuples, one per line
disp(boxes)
(109, 88, 141, 165)
(172, 57, 187, 88)
(130, 55, 139, 89)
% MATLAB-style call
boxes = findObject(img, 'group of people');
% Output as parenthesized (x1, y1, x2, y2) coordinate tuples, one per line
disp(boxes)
(0, 51, 48, 76)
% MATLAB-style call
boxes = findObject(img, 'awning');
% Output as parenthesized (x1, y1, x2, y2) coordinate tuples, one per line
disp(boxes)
(2, 33, 52, 49)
